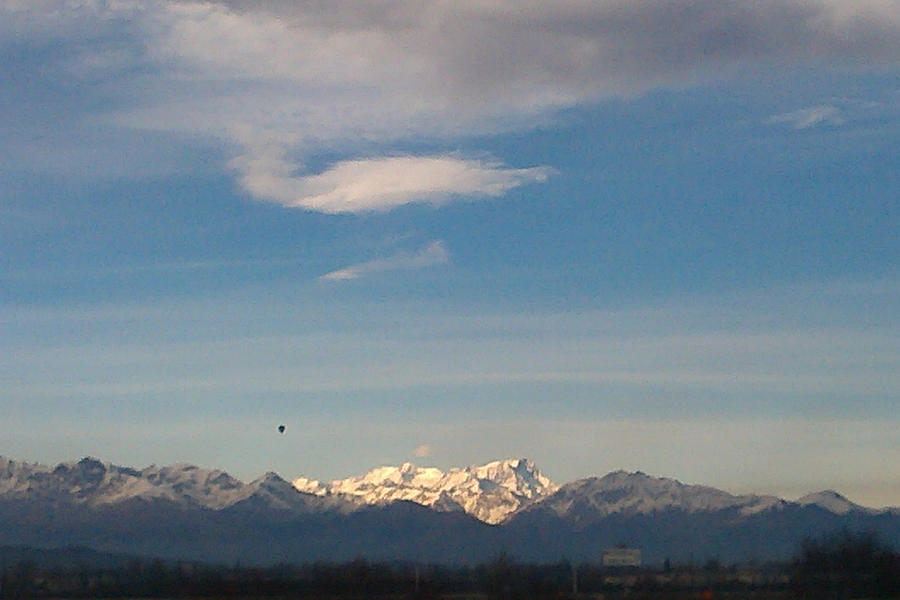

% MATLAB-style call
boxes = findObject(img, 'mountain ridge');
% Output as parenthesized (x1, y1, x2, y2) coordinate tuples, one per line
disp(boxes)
(2, 454, 899, 565)
(515, 470, 787, 528)
(0, 456, 352, 515)
(3, 455, 893, 520)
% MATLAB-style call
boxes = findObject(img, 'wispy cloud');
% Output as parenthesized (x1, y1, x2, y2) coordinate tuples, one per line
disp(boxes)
(234, 155, 553, 213)
(320, 240, 450, 281)
(7, 276, 898, 401)
(765, 105, 845, 129)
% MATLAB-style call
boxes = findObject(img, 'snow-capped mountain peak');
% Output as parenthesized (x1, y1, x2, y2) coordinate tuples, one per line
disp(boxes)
(0, 456, 350, 514)
(473, 458, 554, 498)
(797, 490, 877, 515)
(518, 470, 786, 525)
(292, 458, 558, 524)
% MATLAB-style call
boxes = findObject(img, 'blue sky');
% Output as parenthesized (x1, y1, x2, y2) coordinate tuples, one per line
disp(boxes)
(2, 1, 899, 506)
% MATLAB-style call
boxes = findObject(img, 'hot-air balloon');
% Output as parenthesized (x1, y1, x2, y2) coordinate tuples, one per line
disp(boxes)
(278, 425, 285, 434)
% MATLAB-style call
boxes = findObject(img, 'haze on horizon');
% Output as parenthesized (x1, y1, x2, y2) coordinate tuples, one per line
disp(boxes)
(1, 1, 899, 509)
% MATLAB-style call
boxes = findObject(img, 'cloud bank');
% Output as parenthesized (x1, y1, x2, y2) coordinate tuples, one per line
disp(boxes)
(4, 1, 899, 210)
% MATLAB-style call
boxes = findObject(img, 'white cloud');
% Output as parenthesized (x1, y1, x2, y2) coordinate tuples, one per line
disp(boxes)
(234, 154, 552, 213)
(765, 105, 845, 129)
(413, 444, 434, 458)
(320, 240, 450, 281)
(4, 1, 900, 207)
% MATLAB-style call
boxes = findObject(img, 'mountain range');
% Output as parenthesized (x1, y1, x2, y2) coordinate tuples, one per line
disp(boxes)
(2, 455, 898, 565)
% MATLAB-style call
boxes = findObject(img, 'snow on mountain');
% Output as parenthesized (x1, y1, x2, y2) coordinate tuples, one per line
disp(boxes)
(293, 458, 557, 524)
(797, 490, 878, 515)
(520, 470, 787, 525)
(226, 471, 354, 514)
(5, 455, 890, 527)
(0, 456, 345, 513)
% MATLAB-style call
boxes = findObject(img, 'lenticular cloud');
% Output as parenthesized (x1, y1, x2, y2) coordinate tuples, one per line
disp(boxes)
(233, 154, 553, 214)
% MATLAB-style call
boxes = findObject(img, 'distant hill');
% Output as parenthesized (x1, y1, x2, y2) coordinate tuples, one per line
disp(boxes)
(0, 545, 141, 569)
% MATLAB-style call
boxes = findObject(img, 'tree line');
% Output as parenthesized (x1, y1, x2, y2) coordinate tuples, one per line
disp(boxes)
(1, 531, 896, 599)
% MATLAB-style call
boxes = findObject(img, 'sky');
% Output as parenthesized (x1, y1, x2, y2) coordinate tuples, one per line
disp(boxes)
(2, 0, 899, 508)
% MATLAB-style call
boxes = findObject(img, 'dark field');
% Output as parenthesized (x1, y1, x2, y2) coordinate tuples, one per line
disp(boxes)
(0, 559, 791, 600)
